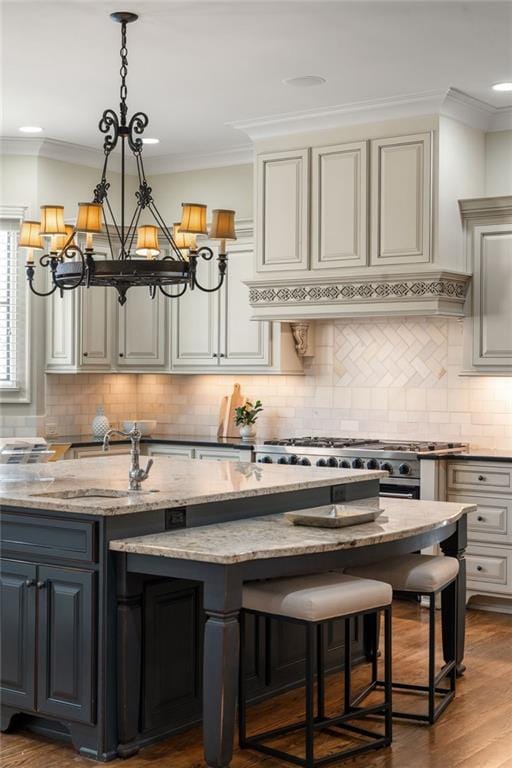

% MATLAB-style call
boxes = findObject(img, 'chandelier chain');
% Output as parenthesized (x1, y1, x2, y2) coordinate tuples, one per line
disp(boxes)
(119, 22, 128, 125)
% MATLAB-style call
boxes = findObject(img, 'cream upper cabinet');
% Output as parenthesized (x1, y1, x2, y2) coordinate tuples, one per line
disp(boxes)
(171, 256, 219, 369)
(256, 149, 310, 272)
(80, 285, 113, 369)
(117, 287, 168, 369)
(46, 287, 77, 372)
(311, 141, 368, 270)
(370, 132, 432, 266)
(472, 223, 512, 368)
(219, 241, 270, 367)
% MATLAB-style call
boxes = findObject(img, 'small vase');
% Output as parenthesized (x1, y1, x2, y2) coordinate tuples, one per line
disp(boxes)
(239, 424, 256, 441)
(92, 405, 110, 438)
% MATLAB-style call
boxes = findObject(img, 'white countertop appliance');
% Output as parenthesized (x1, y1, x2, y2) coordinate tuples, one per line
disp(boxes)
(255, 437, 468, 499)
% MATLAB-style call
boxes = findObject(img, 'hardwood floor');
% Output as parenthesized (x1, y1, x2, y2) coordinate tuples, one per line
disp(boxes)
(2, 602, 512, 768)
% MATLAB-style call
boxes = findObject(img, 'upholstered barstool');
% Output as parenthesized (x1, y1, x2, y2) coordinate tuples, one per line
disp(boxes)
(345, 554, 459, 724)
(239, 572, 393, 767)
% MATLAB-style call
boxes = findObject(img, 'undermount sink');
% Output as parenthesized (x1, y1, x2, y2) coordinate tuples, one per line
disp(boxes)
(30, 488, 137, 501)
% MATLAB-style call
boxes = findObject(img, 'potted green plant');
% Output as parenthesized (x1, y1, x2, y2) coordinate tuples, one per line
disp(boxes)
(234, 400, 263, 441)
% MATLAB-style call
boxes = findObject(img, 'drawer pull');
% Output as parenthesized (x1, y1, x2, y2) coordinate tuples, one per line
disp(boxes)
(476, 565, 483, 572)
(477, 516, 485, 522)
(36, 580, 47, 589)
(24, 579, 36, 588)
(478, 475, 486, 482)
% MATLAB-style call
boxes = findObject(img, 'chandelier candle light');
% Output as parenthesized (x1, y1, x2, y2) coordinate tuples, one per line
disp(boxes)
(18, 11, 236, 305)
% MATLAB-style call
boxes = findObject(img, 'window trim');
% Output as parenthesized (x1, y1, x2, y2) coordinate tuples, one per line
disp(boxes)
(0, 205, 32, 404)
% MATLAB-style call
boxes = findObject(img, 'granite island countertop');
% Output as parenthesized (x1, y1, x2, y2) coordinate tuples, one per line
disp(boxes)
(109, 496, 476, 564)
(0, 454, 386, 516)
(47, 433, 255, 450)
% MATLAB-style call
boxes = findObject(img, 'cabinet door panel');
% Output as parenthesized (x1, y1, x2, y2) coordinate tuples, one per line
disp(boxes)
(0, 560, 36, 711)
(219, 242, 270, 367)
(143, 579, 203, 731)
(118, 288, 168, 368)
(80, 285, 113, 368)
(371, 132, 431, 266)
(312, 142, 368, 270)
(171, 257, 219, 368)
(257, 149, 309, 272)
(473, 224, 512, 367)
(37, 566, 96, 724)
(46, 288, 77, 370)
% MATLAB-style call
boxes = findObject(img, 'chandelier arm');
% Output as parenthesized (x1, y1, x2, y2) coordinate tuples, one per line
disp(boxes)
(53, 246, 87, 291)
(192, 272, 226, 293)
(148, 203, 185, 261)
(159, 283, 188, 299)
(26, 266, 58, 297)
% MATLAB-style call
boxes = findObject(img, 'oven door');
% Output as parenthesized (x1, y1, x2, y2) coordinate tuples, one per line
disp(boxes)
(379, 482, 420, 500)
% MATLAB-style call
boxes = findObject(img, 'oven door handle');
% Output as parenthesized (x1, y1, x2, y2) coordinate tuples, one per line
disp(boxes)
(379, 491, 415, 499)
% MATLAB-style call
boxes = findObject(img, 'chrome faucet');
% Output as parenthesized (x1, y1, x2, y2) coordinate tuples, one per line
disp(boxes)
(103, 423, 153, 491)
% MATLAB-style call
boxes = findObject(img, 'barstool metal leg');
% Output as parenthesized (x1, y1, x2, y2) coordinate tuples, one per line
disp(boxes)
(238, 610, 247, 746)
(344, 617, 352, 713)
(316, 624, 325, 720)
(305, 624, 316, 768)
(384, 606, 393, 745)
(428, 594, 436, 724)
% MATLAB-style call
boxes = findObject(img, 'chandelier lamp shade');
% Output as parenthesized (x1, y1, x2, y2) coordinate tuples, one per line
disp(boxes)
(19, 11, 237, 305)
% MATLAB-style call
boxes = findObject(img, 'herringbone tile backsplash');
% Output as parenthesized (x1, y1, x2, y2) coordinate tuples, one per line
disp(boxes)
(32, 317, 512, 450)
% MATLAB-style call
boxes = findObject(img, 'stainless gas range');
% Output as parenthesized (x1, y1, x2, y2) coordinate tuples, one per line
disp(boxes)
(254, 438, 468, 499)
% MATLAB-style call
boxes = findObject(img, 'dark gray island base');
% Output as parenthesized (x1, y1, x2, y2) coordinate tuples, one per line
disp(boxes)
(0, 456, 472, 766)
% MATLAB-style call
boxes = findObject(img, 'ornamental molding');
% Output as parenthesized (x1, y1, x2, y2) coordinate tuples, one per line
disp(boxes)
(459, 195, 512, 221)
(229, 87, 512, 140)
(247, 271, 471, 318)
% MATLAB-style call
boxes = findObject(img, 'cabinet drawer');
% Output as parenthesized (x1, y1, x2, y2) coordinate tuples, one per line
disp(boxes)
(0, 513, 97, 563)
(447, 463, 512, 494)
(448, 494, 512, 544)
(466, 545, 512, 595)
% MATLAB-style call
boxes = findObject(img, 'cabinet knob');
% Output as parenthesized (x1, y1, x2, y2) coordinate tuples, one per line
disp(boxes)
(36, 580, 47, 589)
(24, 579, 36, 588)
(83, 352, 88, 357)
(119, 352, 124, 357)
(219, 353, 226, 358)
(478, 475, 486, 481)
(212, 353, 218, 358)
(476, 565, 483, 572)
(477, 515, 485, 522)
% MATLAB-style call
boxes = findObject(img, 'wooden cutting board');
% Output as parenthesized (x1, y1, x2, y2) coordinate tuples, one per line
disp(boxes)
(218, 383, 246, 438)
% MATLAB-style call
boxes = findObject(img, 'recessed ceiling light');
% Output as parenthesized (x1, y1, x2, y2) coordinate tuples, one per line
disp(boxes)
(19, 125, 43, 133)
(283, 75, 327, 88)
(142, 137, 159, 144)
(492, 82, 512, 92)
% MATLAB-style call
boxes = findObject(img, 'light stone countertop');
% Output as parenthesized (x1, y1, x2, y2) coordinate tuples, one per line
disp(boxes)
(109, 497, 476, 564)
(0, 454, 386, 516)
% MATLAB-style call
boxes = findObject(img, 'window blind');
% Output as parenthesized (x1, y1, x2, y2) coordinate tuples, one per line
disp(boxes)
(0, 219, 22, 390)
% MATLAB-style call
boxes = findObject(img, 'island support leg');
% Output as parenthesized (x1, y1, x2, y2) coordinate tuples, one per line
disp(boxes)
(116, 553, 143, 757)
(440, 516, 467, 677)
(203, 567, 242, 768)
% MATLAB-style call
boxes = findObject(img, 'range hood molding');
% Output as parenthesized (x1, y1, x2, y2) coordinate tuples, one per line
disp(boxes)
(247, 269, 471, 321)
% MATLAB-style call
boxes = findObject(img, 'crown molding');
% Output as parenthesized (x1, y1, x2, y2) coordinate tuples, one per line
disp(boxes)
(1, 136, 254, 175)
(142, 145, 254, 175)
(229, 87, 512, 140)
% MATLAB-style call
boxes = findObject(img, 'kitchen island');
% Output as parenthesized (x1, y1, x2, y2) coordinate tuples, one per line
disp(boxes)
(0, 455, 473, 766)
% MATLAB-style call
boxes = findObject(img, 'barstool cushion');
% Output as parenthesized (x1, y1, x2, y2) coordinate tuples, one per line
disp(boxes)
(243, 572, 392, 622)
(345, 554, 459, 593)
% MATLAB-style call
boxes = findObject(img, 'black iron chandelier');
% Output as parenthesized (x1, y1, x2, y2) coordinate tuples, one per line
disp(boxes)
(18, 11, 236, 305)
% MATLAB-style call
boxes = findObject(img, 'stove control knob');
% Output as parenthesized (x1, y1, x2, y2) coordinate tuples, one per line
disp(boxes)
(366, 458, 379, 470)
(289, 454, 299, 465)
(352, 458, 364, 469)
(299, 457, 311, 466)
(381, 462, 394, 475)
(277, 457, 288, 464)
(327, 457, 338, 468)
(340, 460, 351, 469)
(316, 458, 327, 467)
(260, 456, 273, 464)
(399, 463, 411, 475)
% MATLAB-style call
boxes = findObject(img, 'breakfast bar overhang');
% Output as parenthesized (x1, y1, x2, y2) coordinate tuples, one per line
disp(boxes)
(110, 497, 473, 768)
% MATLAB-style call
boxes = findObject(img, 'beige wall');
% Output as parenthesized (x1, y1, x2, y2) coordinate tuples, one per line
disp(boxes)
(485, 130, 512, 196)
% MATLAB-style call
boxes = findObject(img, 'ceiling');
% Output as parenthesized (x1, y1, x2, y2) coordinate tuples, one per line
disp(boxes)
(2, 0, 512, 160)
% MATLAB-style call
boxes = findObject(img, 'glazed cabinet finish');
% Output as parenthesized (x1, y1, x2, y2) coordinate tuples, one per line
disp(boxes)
(256, 149, 310, 272)
(311, 141, 368, 270)
(370, 132, 432, 266)
(472, 223, 512, 368)
(81, 285, 114, 369)
(117, 287, 168, 369)
(0, 559, 96, 725)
